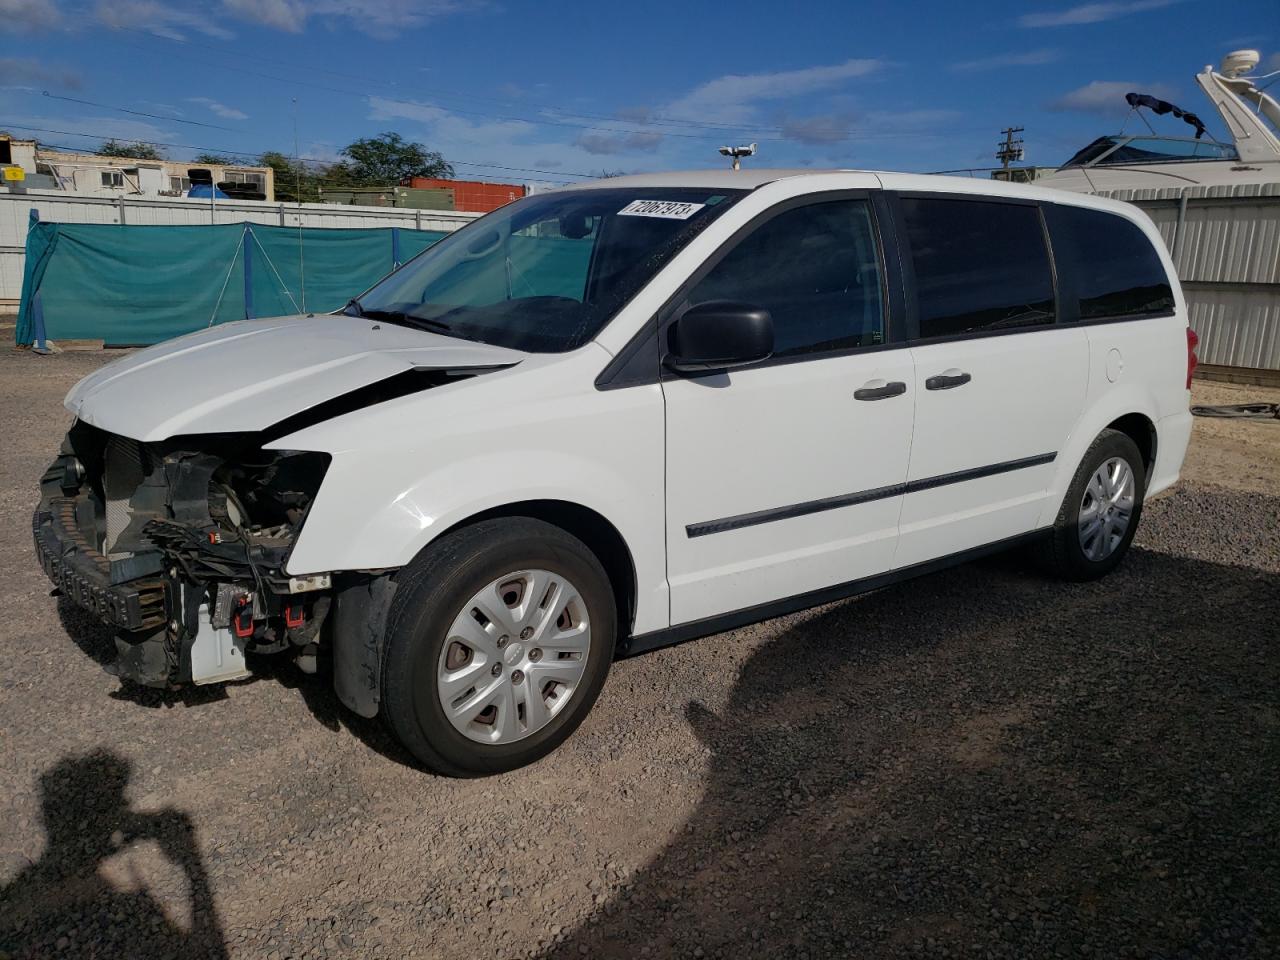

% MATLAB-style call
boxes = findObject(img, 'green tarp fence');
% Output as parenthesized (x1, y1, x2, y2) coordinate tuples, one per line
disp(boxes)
(16, 212, 447, 346)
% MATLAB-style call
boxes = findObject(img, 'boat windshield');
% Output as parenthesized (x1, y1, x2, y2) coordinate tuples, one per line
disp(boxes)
(1061, 135, 1239, 169)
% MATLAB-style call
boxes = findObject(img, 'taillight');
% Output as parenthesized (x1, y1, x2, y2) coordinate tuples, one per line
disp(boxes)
(1186, 327, 1199, 389)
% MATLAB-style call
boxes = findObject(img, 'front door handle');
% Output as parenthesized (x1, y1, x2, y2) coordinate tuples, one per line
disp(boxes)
(925, 370, 972, 391)
(854, 380, 907, 401)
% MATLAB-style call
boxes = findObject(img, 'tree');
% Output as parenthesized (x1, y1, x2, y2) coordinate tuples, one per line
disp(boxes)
(257, 151, 319, 203)
(335, 132, 452, 184)
(192, 153, 234, 165)
(96, 140, 164, 160)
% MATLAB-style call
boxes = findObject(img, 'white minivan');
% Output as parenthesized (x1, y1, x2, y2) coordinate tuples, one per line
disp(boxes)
(35, 170, 1195, 775)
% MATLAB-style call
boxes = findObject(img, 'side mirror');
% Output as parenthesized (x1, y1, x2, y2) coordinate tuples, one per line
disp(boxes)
(664, 301, 773, 375)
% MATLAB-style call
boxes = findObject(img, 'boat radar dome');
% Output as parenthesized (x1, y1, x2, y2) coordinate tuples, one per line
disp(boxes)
(1219, 49, 1260, 78)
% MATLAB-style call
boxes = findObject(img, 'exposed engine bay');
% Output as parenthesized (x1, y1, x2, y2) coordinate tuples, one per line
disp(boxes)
(34, 420, 333, 687)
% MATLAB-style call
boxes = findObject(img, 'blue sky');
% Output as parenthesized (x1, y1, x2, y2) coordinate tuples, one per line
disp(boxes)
(2, 0, 1277, 186)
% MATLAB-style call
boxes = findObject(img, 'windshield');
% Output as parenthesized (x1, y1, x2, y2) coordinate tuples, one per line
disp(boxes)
(1061, 135, 1239, 169)
(350, 186, 746, 352)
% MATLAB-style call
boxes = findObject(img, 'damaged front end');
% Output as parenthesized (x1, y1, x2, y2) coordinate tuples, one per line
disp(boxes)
(34, 421, 333, 687)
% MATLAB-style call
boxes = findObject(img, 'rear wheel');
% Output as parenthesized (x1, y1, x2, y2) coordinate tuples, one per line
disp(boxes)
(1039, 429, 1146, 581)
(380, 518, 615, 776)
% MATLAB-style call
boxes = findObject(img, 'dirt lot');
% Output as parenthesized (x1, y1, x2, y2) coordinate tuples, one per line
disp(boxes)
(1, 350, 1277, 960)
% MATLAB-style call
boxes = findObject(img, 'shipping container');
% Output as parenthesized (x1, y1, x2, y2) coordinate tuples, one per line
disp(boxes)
(406, 178, 526, 213)
(319, 186, 455, 210)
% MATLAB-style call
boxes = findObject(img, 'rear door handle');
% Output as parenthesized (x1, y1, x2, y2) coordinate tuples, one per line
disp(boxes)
(854, 380, 907, 401)
(925, 370, 972, 391)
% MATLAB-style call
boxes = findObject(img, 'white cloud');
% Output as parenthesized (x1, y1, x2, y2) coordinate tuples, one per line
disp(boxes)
(663, 58, 883, 125)
(6, 0, 484, 39)
(220, 0, 488, 38)
(363, 95, 664, 181)
(777, 112, 859, 145)
(951, 48, 1061, 71)
(0, 0, 61, 33)
(95, 0, 235, 39)
(575, 130, 663, 155)
(221, 0, 305, 30)
(6, 114, 175, 148)
(368, 95, 536, 147)
(1049, 80, 1175, 115)
(1020, 0, 1183, 28)
(0, 56, 81, 88)
(187, 96, 249, 120)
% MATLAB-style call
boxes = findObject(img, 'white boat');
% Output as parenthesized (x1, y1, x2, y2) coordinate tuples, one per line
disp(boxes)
(1037, 49, 1280, 192)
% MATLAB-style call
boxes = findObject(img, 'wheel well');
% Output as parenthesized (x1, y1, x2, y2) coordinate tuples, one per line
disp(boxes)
(1106, 413, 1157, 478)
(435, 500, 638, 639)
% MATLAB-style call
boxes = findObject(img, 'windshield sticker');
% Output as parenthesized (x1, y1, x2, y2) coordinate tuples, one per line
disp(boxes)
(618, 199, 706, 220)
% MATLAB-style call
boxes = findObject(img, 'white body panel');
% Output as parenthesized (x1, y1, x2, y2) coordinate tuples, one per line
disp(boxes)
(274, 345, 672, 635)
(66, 313, 525, 442)
(62, 170, 1193, 641)
(1034, 159, 1280, 193)
(663, 350, 915, 624)
(896, 328, 1089, 567)
(1035, 314, 1193, 528)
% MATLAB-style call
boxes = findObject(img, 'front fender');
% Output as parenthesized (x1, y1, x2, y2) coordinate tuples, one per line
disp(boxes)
(277, 348, 670, 635)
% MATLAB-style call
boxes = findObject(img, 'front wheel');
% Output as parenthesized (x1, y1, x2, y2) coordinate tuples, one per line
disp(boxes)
(380, 518, 615, 776)
(1039, 428, 1146, 581)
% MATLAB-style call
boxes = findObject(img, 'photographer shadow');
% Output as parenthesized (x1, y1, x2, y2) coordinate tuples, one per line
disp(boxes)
(0, 751, 229, 960)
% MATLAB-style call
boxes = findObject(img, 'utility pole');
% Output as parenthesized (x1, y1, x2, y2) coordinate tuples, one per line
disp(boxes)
(996, 126, 1025, 169)
(293, 96, 306, 313)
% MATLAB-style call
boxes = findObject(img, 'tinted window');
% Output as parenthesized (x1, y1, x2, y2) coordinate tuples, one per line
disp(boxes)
(687, 199, 885, 359)
(1049, 205, 1174, 320)
(902, 198, 1055, 339)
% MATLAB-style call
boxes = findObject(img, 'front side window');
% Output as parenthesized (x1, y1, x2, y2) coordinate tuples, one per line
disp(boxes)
(1049, 205, 1174, 320)
(686, 199, 885, 359)
(902, 197, 1055, 339)
(353, 187, 745, 353)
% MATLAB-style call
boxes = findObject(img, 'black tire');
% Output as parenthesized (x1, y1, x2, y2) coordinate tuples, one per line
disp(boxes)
(1038, 428, 1146, 581)
(380, 518, 615, 777)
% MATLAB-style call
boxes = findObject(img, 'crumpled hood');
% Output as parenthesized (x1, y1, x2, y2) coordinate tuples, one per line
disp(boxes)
(66, 313, 526, 442)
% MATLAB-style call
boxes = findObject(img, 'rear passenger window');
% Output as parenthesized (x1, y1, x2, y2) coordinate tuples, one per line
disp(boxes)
(1049, 205, 1174, 320)
(687, 199, 884, 359)
(901, 198, 1055, 339)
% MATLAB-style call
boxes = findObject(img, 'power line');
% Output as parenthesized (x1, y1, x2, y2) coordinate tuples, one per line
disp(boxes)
(103, 27, 969, 145)
(37, 90, 240, 132)
(105, 26, 790, 135)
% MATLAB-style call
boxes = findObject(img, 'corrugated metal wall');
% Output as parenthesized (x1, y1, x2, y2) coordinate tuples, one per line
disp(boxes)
(1, 190, 480, 306)
(1096, 182, 1280, 371)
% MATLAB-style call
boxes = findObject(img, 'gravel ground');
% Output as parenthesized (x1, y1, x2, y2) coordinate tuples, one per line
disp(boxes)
(1, 350, 1277, 960)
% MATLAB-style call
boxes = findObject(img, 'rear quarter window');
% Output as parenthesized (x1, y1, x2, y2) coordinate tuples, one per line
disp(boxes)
(1047, 205, 1174, 320)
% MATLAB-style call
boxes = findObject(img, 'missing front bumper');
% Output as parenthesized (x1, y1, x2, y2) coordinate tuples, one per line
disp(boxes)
(33, 504, 167, 632)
